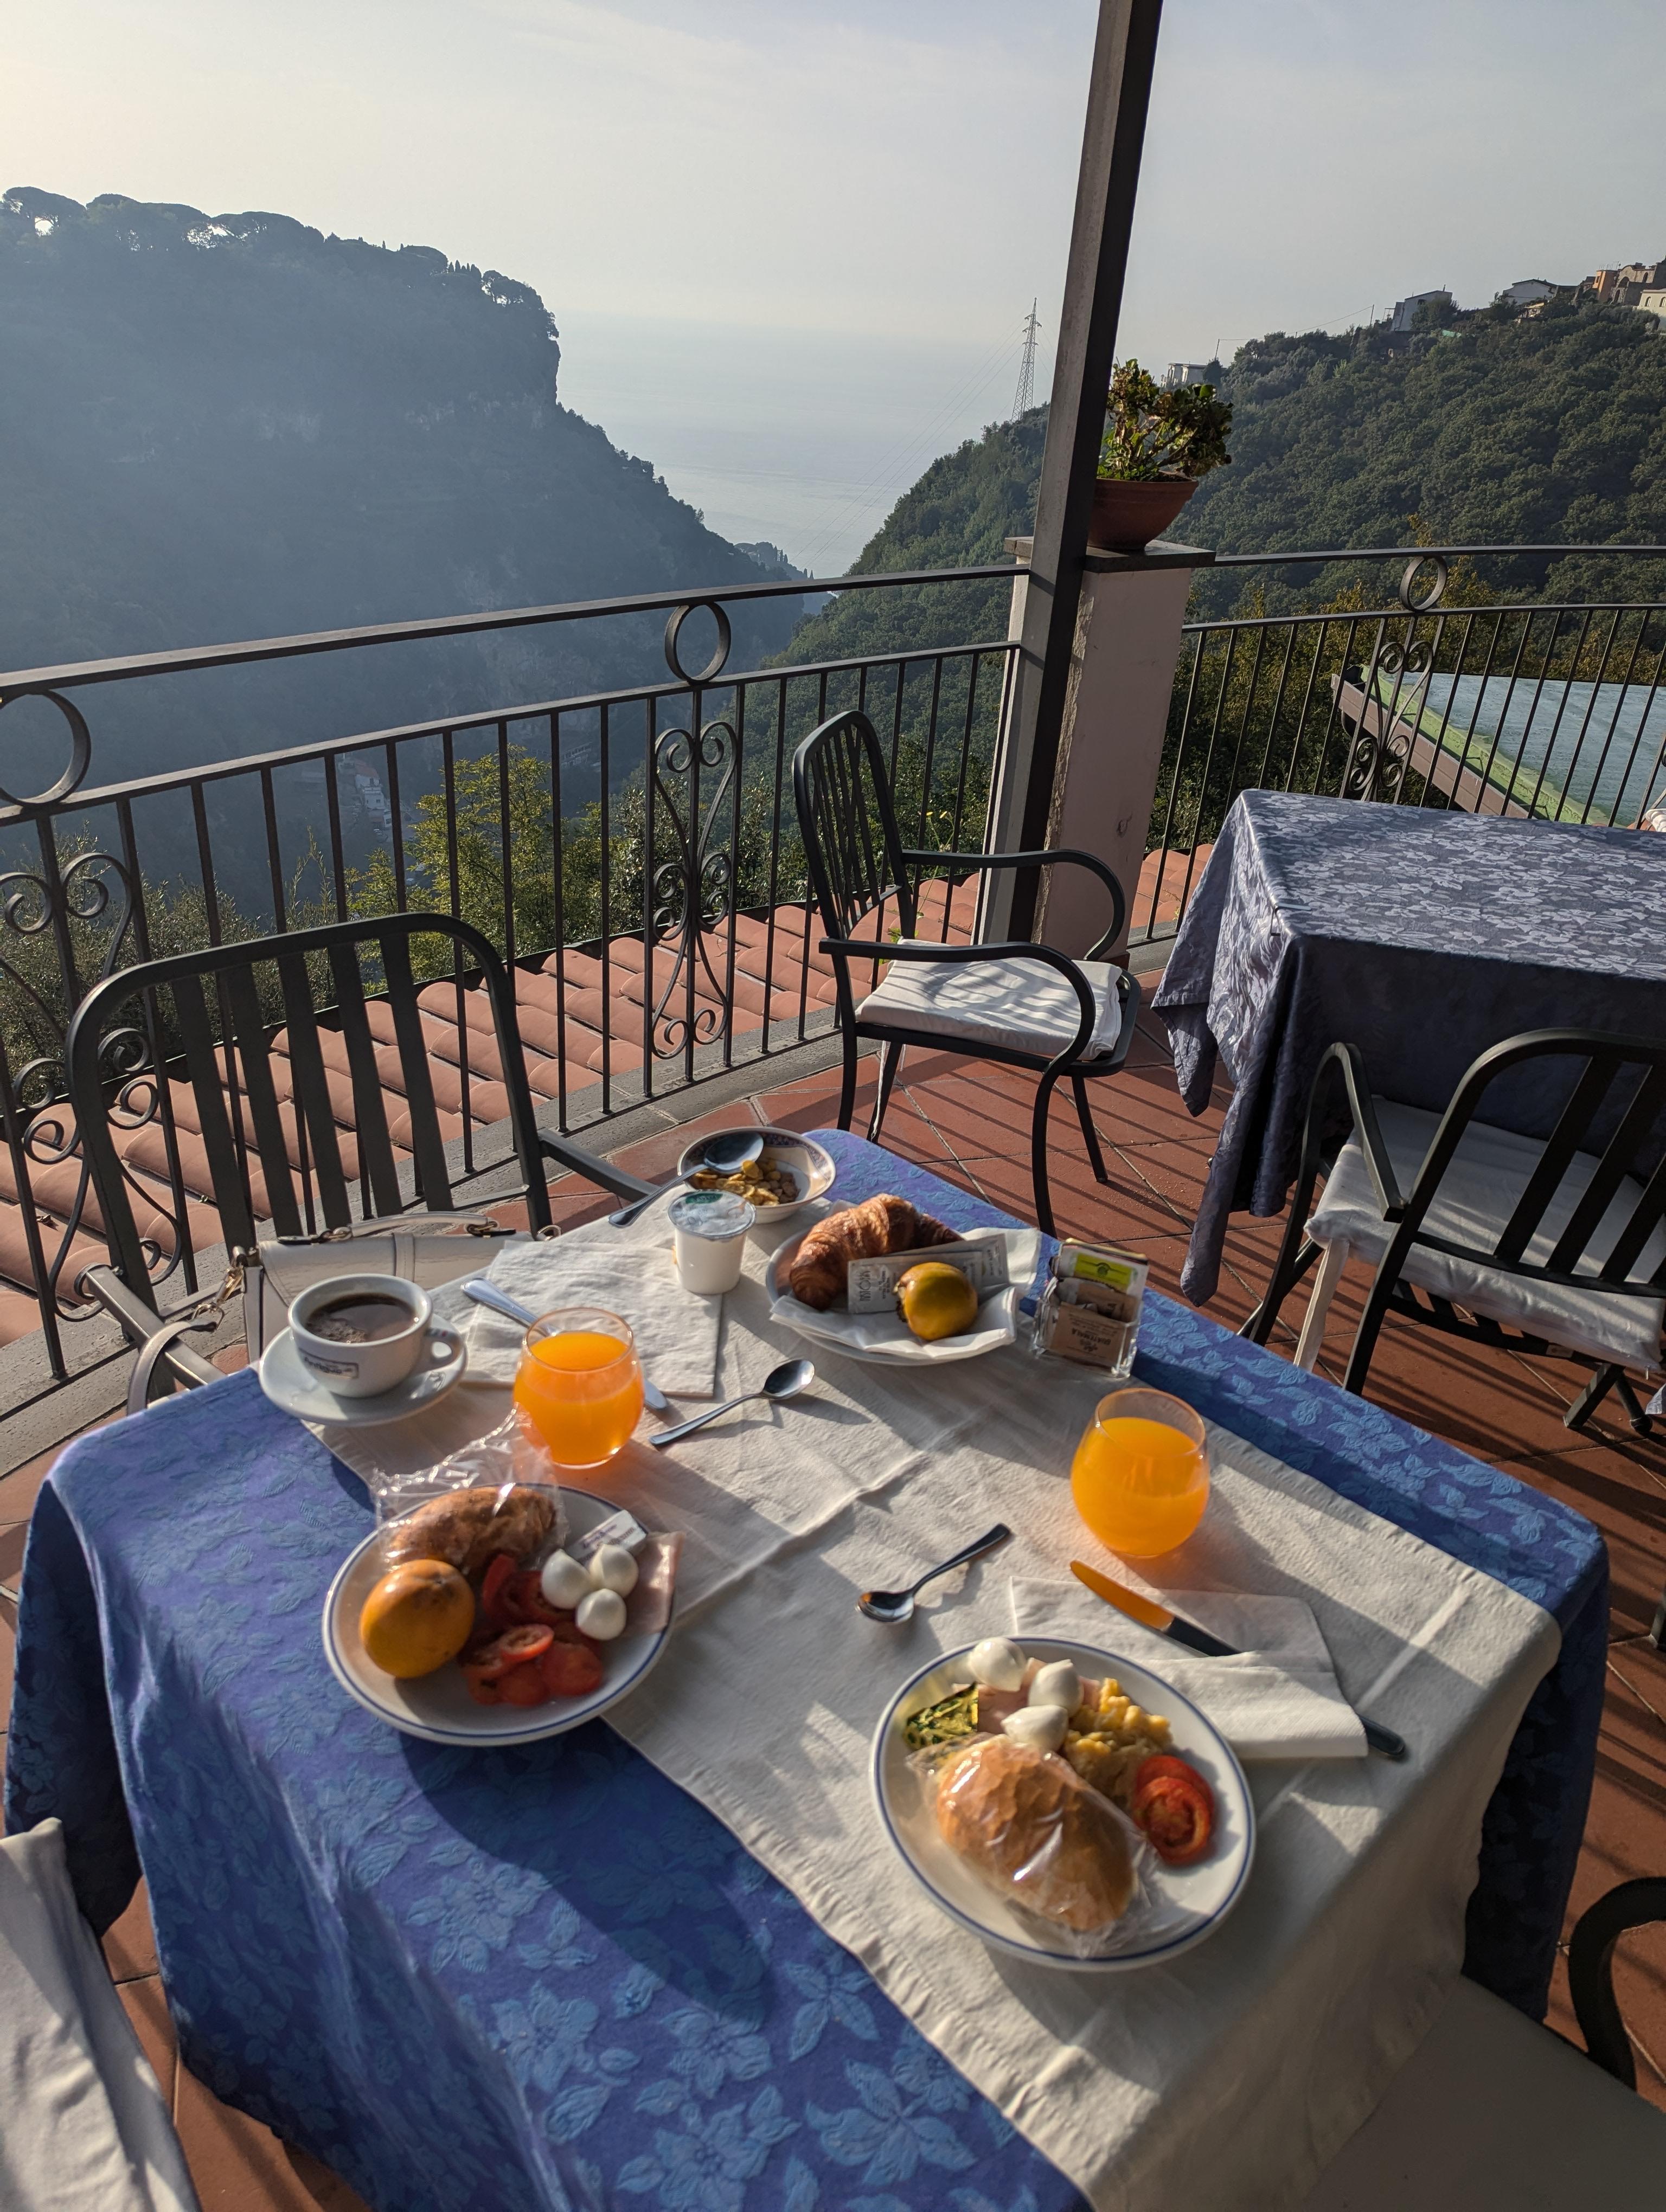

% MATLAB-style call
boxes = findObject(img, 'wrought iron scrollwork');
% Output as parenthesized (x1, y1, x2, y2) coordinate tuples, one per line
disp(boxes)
(0, 687, 94, 813)
(0, 840, 189, 1327)
(1398, 555, 1448, 613)
(646, 716, 740, 1058)
(663, 601, 733, 685)
(1342, 631, 1435, 804)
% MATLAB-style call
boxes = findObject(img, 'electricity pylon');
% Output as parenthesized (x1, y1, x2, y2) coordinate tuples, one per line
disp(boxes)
(1011, 300, 1041, 417)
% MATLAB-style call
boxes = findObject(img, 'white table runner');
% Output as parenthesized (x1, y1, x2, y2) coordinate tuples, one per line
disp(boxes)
(320, 1211, 1561, 2210)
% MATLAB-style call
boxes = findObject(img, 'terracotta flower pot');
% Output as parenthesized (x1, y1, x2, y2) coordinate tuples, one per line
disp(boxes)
(1088, 475, 1197, 552)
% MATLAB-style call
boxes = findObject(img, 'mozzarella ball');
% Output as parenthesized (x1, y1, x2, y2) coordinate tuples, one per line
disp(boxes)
(1003, 1704, 1067, 1753)
(588, 1542, 639, 1596)
(575, 1587, 627, 1641)
(539, 1551, 591, 1611)
(968, 1637, 1026, 1690)
(1028, 1660, 1080, 1712)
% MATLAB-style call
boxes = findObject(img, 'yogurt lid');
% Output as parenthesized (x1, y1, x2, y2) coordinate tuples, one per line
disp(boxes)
(668, 1189, 756, 1240)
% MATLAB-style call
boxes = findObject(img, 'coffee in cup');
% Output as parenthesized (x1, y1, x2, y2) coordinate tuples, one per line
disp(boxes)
(289, 1274, 448, 1398)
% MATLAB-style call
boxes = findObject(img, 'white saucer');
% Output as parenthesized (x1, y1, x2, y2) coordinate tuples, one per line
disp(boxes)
(259, 1324, 466, 1427)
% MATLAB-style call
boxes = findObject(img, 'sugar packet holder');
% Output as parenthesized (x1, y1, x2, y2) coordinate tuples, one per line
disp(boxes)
(1030, 1240, 1148, 1372)
(844, 1230, 1010, 1314)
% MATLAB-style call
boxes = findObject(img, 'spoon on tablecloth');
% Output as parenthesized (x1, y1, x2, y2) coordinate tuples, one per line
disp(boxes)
(460, 1278, 668, 1413)
(858, 1524, 1013, 1623)
(648, 1358, 815, 1448)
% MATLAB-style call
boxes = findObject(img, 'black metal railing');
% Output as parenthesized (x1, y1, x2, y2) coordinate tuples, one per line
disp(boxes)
(0, 565, 1017, 1374)
(1136, 547, 1666, 945)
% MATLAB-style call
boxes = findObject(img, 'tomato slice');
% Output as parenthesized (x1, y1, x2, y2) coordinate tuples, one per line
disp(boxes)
(478, 1553, 521, 1630)
(492, 1623, 554, 1665)
(498, 1662, 552, 1707)
(1131, 1757, 1215, 1866)
(462, 1668, 503, 1705)
(538, 1638, 605, 1699)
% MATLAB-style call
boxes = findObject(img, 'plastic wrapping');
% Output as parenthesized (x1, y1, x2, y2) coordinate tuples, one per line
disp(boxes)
(366, 1408, 567, 1532)
(911, 1732, 1164, 1960)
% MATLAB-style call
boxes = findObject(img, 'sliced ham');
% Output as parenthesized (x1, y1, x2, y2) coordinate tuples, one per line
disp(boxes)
(625, 1533, 682, 1635)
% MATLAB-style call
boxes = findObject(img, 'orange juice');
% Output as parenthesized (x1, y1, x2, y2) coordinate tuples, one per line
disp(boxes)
(1071, 1391, 1209, 1557)
(514, 1315, 643, 1469)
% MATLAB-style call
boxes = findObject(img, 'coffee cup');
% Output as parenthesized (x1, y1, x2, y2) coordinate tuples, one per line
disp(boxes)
(288, 1274, 450, 1399)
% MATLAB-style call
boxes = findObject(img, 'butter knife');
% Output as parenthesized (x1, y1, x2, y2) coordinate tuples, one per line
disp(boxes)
(1069, 1559, 1408, 1762)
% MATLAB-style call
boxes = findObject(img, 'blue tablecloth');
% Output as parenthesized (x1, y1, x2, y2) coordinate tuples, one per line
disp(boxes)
(7, 1134, 1605, 2212)
(1154, 790, 1666, 1302)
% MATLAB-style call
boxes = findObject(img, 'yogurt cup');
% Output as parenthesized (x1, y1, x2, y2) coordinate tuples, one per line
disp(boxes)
(669, 1189, 757, 1295)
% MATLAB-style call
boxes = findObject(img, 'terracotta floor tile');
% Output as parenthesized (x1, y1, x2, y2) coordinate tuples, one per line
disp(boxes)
(0, 1539, 15, 1714)
(0, 1418, 115, 1517)
(119, 1973, 177, 2113)
(174, 2062, 370, 2212)
(104, 1875, 160, 1984)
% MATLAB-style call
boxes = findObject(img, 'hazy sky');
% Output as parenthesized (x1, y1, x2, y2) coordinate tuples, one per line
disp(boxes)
(6, 1, 1664, 568)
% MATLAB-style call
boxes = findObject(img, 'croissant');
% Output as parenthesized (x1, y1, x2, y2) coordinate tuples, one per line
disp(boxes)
(787, 1193, 956, 1310)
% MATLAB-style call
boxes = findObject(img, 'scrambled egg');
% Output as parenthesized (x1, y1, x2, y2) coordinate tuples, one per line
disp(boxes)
(1063, 1676, 1171, 1804)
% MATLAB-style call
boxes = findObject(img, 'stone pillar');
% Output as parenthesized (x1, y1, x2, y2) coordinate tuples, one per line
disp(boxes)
(981, 538, 1212, 957)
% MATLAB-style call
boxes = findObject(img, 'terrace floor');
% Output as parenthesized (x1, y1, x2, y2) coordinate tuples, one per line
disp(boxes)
(2, 994, 1663, 2207)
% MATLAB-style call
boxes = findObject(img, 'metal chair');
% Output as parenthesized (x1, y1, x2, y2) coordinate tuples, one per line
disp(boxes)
(64, 911, 652, 1400)
(793, 709, 1141, 1236)
(1245, 1029, 1666, 1436)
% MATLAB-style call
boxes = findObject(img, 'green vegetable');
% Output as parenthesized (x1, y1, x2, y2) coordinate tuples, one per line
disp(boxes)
(902, 1683, 979, 1750)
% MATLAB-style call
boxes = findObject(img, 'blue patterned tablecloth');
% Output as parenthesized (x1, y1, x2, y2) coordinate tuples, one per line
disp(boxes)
(1153, 790, 1666, 1302)
(7, 1134, 1605, 2212)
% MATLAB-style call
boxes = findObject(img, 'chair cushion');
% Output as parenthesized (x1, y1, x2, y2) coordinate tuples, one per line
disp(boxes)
(1308, 1098, 1666, 1371)
(855, 941, 1125, 1060)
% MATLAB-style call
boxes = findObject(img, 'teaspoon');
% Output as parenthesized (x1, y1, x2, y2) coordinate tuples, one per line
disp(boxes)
(857, 1523, 1012, 1624)
(648, 1357, 815, 1448)
(608, 1130, 766, 1230)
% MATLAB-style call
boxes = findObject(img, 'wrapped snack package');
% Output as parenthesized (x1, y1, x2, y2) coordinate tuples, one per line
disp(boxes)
(367, 1408, 566, 1532)
(922, 1734, 1153, 1958)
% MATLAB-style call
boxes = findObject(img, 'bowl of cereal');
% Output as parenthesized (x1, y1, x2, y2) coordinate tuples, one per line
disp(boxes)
(676, 1126, 835, 1225)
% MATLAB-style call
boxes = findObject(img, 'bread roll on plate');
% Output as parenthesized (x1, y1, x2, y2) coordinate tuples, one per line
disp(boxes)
(934, 1734, 1137, 1934)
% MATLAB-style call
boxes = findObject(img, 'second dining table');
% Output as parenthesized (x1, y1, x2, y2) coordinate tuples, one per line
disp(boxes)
(6, 1133, 1606, 2212)
(1154, 788, 1666, 1303)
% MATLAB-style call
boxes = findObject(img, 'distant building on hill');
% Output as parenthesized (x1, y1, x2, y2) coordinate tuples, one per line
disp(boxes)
(1389, 290, 1452, 333)
(1497, 278, 1560, 308)
(1162, 362, 1214, 389)
(1586, 261, 1663, 305)
(1637, 287, 1666, 321)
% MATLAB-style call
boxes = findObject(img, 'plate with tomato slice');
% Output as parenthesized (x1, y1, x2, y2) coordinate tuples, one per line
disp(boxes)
(322, 1487, 673, 1746)
(872, 1637, 1254, 1972)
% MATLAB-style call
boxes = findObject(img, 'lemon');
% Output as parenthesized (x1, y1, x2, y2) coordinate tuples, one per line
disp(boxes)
(359, 1559, 476, 1679)
(896, 1261, 979, 1342)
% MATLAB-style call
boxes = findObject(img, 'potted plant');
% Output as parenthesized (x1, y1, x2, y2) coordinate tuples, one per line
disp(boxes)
(1091, 359, 1232, 551)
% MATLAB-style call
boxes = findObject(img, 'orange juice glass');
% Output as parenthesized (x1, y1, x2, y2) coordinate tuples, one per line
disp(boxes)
(1071, 1386, 1209, 1558)
(514, 1307, 644, 1470)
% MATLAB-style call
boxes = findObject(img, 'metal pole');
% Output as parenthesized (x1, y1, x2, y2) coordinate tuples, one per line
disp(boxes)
(986, 0, 1163, 943)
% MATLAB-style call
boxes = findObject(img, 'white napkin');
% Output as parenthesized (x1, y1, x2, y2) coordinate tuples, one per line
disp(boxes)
(1009, 1574, 1368, 1760)
(439, 1212, 722, 1398)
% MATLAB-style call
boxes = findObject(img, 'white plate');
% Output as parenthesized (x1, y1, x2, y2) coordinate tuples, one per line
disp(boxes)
(322, 1487, 672, 1745)
(259, 1324, 466, 1427)
(872, 1637, 1254, 1971)
(767, 1221, 1031, 1364)
(676, 1125, 837, 1225)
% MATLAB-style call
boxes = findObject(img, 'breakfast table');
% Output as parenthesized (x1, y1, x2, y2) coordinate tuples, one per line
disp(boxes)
(1154, 789, 1666, 1302)
(6, 1133, 1606, 2212)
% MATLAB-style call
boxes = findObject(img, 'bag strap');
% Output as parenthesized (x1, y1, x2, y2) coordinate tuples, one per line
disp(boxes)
(262, 1212, 510, 1251)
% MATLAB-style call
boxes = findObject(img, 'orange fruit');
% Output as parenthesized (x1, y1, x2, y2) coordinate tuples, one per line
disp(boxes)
(359, 1559, 476, 1679)
(896, 1261, 979, 1342)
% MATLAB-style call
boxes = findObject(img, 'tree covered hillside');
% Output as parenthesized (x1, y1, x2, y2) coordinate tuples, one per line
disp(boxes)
(0, 188, 804, 812)
(1176, 302, 1666, 611)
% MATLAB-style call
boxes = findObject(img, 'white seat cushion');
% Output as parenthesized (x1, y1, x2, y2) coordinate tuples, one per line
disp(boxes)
(855, 941, 1124, 1060)
(1300, 1974, 1666, 2208)
(1308, 1098, 1666, 1371)
(0, 1819, 202, 2212)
